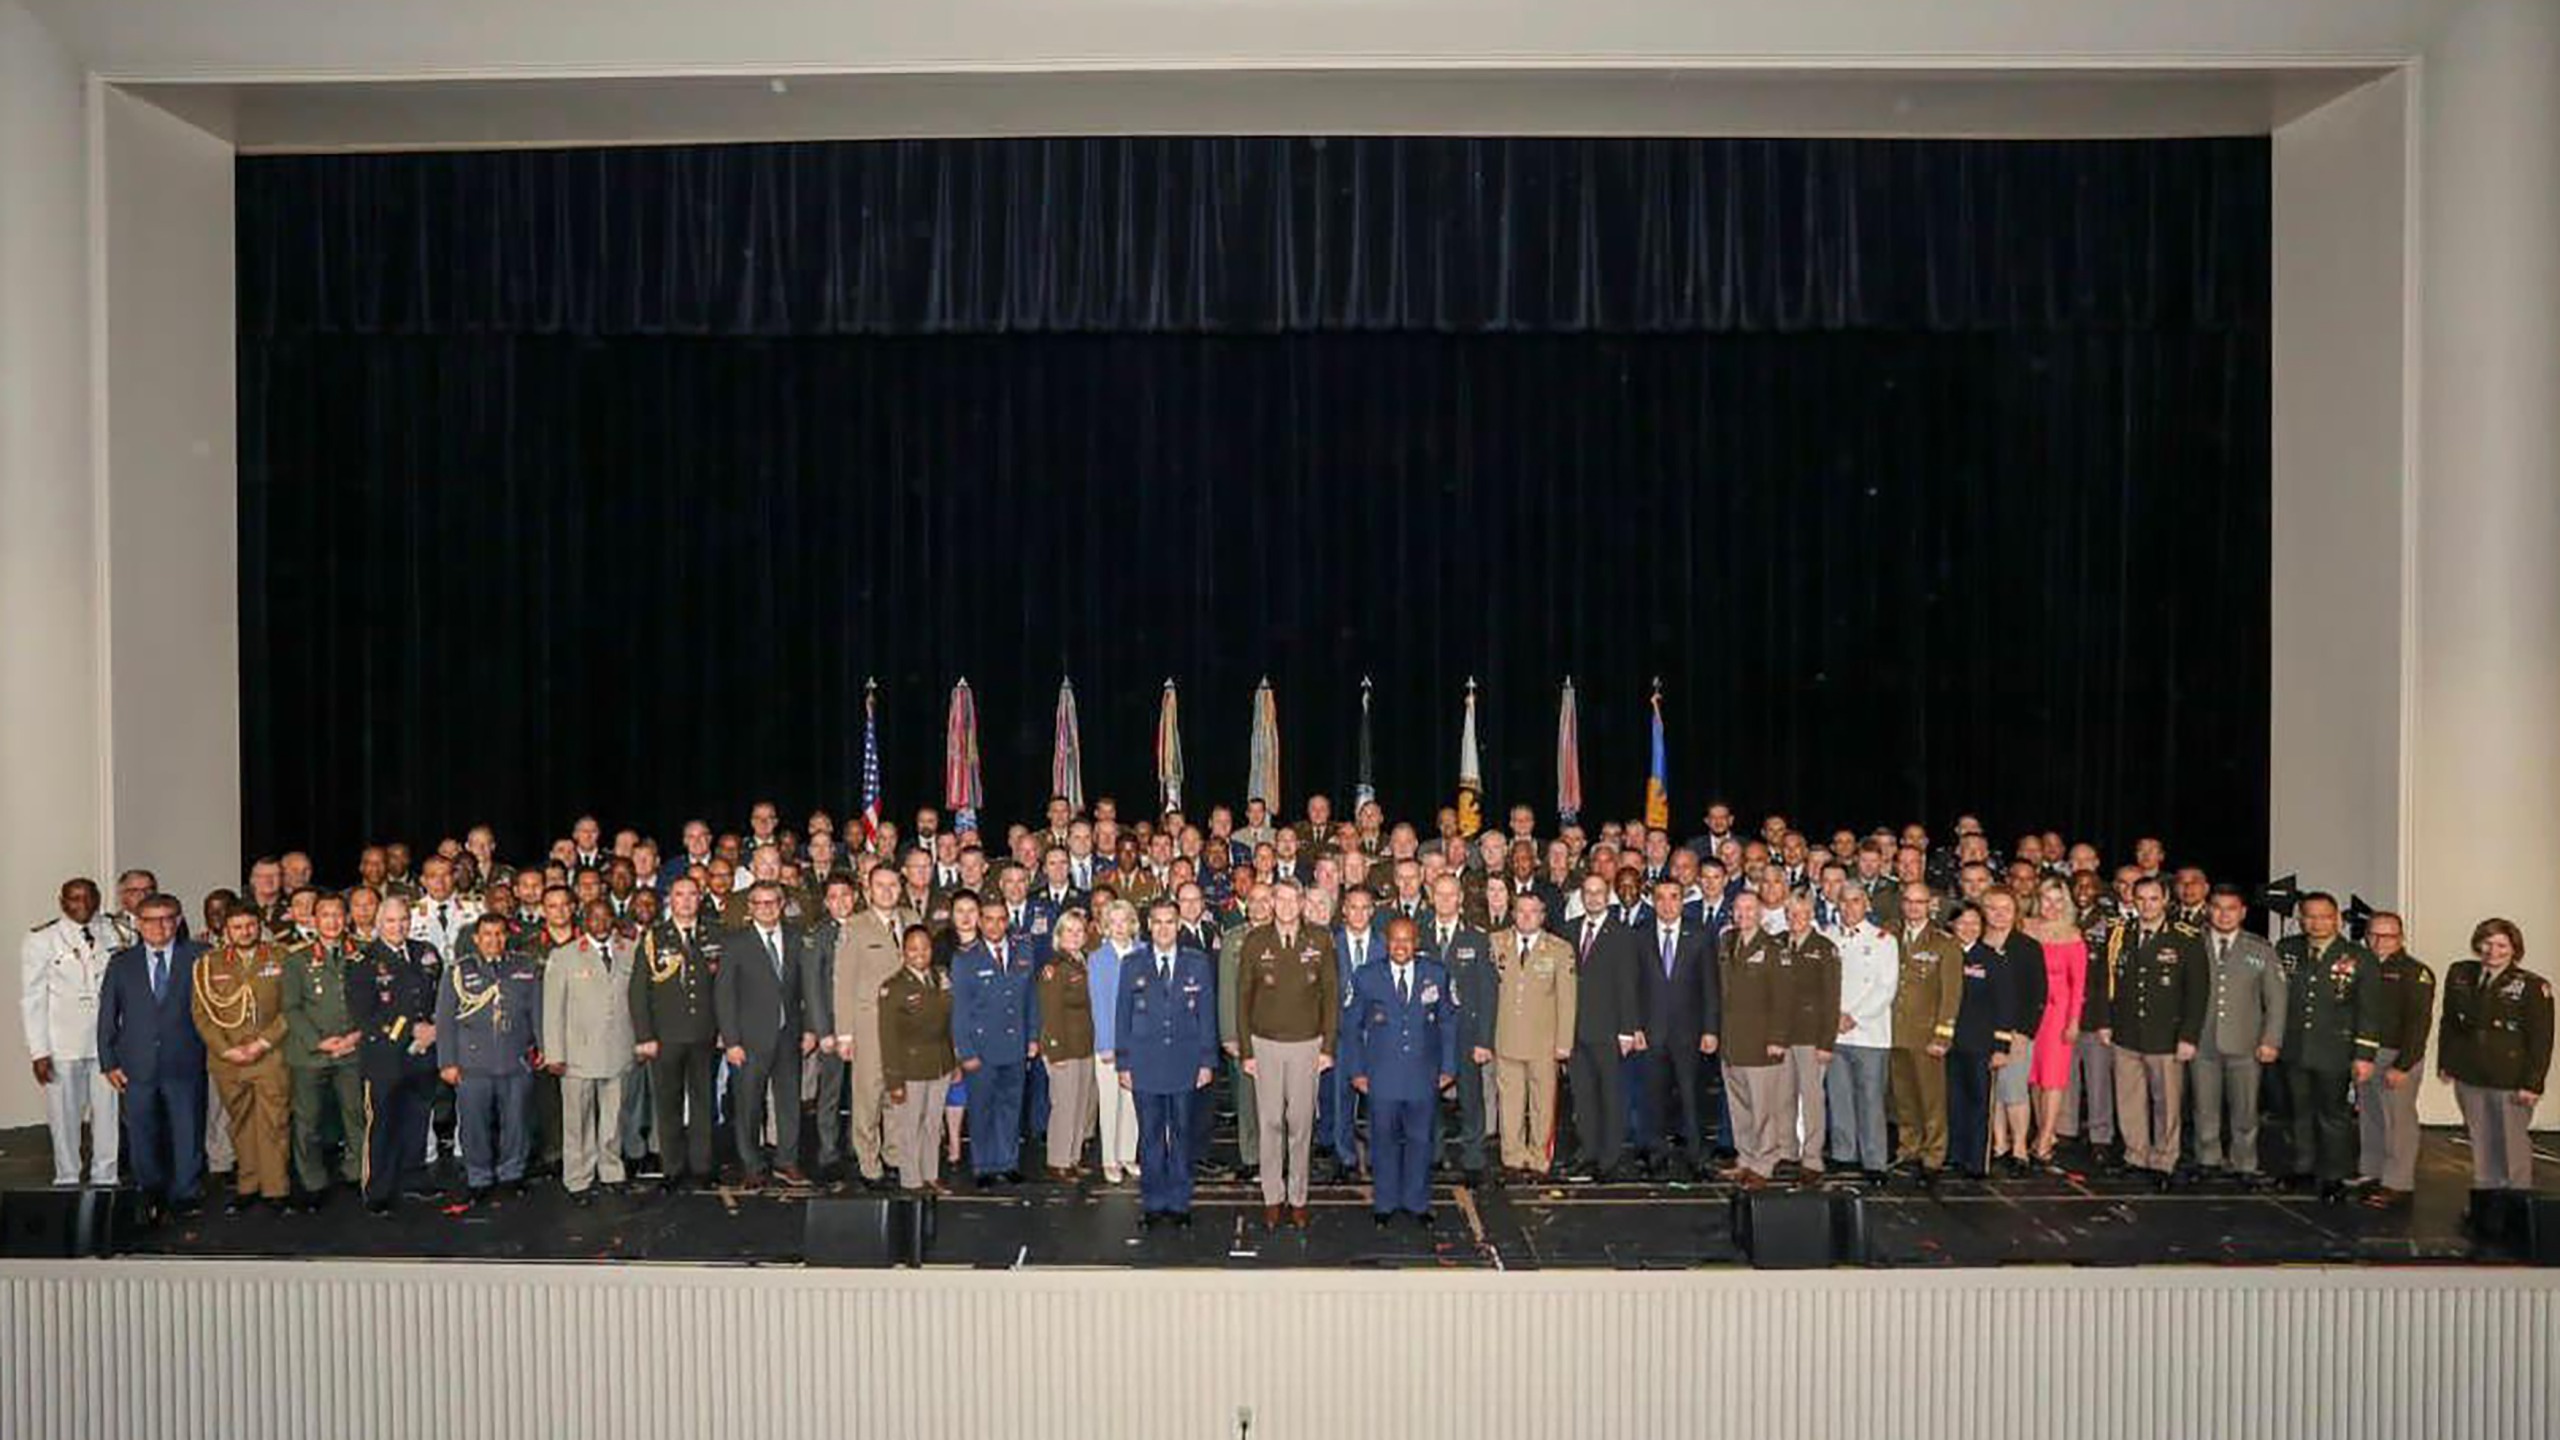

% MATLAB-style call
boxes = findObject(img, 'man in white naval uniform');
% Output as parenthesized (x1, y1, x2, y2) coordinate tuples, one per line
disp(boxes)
(20, 877, 121, 1186)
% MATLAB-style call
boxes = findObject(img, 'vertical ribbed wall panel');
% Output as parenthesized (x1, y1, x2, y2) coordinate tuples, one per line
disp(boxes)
(2, 1263, 2554, 1439)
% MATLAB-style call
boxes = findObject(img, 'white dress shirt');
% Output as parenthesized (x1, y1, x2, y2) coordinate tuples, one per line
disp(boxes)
(1829, 919, 1900, 1048)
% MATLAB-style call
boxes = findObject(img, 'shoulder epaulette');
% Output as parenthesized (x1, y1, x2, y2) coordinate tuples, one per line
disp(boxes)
(2171, 921, 2201, 936)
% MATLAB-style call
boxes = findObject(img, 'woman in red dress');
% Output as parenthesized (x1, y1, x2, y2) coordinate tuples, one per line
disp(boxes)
(2026, 876, 2089, 1164)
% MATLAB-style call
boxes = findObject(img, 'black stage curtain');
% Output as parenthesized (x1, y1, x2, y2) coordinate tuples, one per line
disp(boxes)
(238, 138, 2270, 884)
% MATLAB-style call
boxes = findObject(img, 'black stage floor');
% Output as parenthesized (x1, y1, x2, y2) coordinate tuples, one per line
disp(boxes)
(5, 1124, 2552, 1269)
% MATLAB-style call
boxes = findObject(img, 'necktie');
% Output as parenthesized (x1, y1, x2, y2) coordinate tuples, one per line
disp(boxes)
(1438, 923, 1452, 951)
(1582, 920, 1598, 960)
(1158, 954, 1172, 985)
(1352, 936, 1365, 970)
(1662, 928, 1677, 977)
(764, 929, 782, 978)
(1519, 935, 1530, 961)
(2216, 934, 2229, 964)
(1398, 966, 1411, 1005)
(151, 949, 168, 1000)
(439, 901, 452, 933)
(994, 939, 1008, 970)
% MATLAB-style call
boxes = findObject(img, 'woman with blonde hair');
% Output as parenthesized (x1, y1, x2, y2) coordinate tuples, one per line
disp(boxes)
(1036, 909, 1100, 1179)
(1086, 898, 1144, 1182)
(2023, 875, 2089, 1165)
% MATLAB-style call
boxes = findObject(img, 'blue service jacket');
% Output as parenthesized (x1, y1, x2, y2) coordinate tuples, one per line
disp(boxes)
(1114, 945, 1218, 1094)
(951, 938, 1041, 1067)
(97, 940, 209, 1085)
(1341, 958, 1459, 1102)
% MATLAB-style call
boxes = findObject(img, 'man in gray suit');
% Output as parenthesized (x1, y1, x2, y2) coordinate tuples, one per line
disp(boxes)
(715, 881, 814, 1188)
(2192, 884, 2286, 1180)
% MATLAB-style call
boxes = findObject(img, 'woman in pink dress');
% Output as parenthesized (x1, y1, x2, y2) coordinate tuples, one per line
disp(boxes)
(2026, 876, 2089, 1164)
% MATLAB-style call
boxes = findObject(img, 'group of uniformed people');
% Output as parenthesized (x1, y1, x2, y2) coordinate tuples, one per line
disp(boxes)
(18, 793, 2554, 1233)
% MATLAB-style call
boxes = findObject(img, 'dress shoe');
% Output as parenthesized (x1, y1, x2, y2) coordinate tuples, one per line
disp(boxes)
(736, 1173, 767, 1193)
(464, 1186, 492, 1207)
(1171, 1211, 1193, 1229)
(660, 1177, 686, 1196)
(775, 1166, 811, 1187)
(364, 1199, 394, 1218)
(223, 1196, 255, 1217)
(1412, 1210, 1435, 1227)
(171, 1196, 204, 1220)
(2364, 1186, 2411, 1210)
(863, 1173, 898, 1192)
(1264, 1204, 1285, 1227)
(1374, 1212, 1393, 1228)
(568, 1189, 593, 1208)
(2319, 1181, 2349, 1206)
(1290, 1206, 1311, 1228)
(511, 1179, 534, 1198)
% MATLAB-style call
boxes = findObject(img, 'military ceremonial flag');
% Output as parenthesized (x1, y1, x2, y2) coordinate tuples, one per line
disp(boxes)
(1155, 680, 1185, 813)
(1247, 677, 1282, 810)
(1354, 676, 1376, 809)
(1457, 678, 1483, 837)
(859, 678, 883, 842)
(1556, 676, 1583, 826)
(944, 678, 982, 831)
(1644, 678, 1670, 831)
(1050, 677, 1085, 813)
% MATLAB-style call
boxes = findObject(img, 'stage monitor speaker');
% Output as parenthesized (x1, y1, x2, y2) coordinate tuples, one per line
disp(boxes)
(1, 1188, 136, 1258)
(805, 1194, 936, 1268)
(1730, 1190, 1862, 1269)
(2470, 1190, 2560, 1266)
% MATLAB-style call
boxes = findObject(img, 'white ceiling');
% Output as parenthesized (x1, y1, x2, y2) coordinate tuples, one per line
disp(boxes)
(138, 67, 2390, 152)
(29, 0, 2462, 81)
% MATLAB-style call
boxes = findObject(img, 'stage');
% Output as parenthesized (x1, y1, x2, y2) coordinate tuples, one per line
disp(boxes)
(6, 1124, 2548, 1270)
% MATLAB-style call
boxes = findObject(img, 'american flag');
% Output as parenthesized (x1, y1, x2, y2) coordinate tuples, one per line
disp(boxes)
(859, 679, 882, 842)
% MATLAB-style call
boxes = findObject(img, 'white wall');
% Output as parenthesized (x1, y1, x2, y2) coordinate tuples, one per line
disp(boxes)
(2270, 78, 2409, 904)
(2408, 0, 2560, 1129)
(0, 0, 102, 1128)
(99, 87, 241, 928)
(4, 1261, 2555, 1439)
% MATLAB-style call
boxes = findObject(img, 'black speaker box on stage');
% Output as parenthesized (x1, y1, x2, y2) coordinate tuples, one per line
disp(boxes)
(805, 1193, 936, 1268)
(2468, 1190, 2560, 1266)
(1, 1188, 138, 1258)
(1730, 1189, 1868, 1269)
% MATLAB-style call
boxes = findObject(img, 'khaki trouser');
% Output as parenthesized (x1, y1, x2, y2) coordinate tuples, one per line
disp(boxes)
(1250, 1035, 1323, 1205)
(1780, 1045, 1830, 1171)
(2456, 1080, 2535, 1189)
(2357, 1047, 2422, 1190)
(1494, 1055, 1558, 1172)
(2112, 1049, 2185, 1173)
(1093, 1054, 1139, 1175)
(888, 1075, 951, 1190)
(288, 1061, 365, 1191)
(1044, 1056, 1097, 1169)
(205, 1080, 237, 1172)
(2189, 1052, 2263, 1173)
(560, 1071, 628, 1192)
(1726, 1062, 1793, 1177)
(212, 1057, 291, 1199)
(848, 1022, 889, 1178)
(1888, 1046, 1949, 1168)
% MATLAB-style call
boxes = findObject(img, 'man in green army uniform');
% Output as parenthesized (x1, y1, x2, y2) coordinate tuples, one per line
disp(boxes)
(1888, 882, 1965, 1179)
(2091, 876, 2205, 1187)
(2356, 910, 2434, 1208)
(629, 875, 723, 1191)
(1216, 882, 1272, 1182)
(2272, 892, 2381, 1202)
(281, 892, 367, 1205)
(1716, 892, 1790, 1186)
(1771, 894, 1842, 1177)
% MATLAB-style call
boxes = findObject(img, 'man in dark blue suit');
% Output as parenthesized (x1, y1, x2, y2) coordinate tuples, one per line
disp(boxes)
(1343, 917, 1457, 1225)
(1321, 887, 1387, 1178)
(1115, 899, 1217, 1227)
(1635, 876, 1723, 1178)
(97, 894, 208, 1220)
